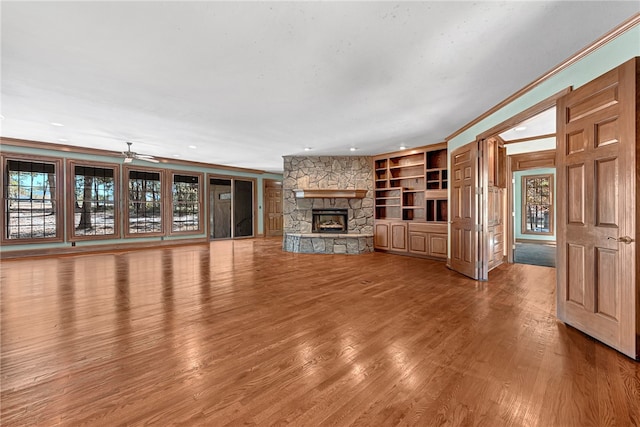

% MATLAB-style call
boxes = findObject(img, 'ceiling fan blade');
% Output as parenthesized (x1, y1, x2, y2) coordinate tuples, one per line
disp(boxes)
(138, 156, 159, 163)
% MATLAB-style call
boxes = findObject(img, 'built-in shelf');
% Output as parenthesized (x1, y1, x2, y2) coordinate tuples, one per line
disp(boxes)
(373, 143, 448, 259)
(293, 189, 368, 199)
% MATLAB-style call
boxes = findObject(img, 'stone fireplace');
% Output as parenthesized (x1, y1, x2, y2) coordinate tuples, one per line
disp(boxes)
(282, 156, 374, 254)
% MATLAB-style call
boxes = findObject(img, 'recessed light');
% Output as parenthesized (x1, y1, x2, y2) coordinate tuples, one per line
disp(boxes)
(399, 145, 407, 150)
(188, 145, 197, 149)
(350, 147, 357, 152)
(58, 138, 68, 142)
(514, 126, 527, 131)
(304, 147, 312, 151)
(173, 154, 180, 158)
(50, 122, 64, 127)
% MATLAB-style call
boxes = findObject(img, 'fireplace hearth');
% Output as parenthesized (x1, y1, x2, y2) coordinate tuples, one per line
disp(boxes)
(312, 208, 348, 233)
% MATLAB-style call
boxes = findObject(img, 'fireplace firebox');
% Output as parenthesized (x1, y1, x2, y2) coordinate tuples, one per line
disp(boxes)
(312, 208, 348, 233)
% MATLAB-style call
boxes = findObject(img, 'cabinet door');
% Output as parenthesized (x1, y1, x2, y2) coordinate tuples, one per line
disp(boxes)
(409, 232, 429, 255)
(374, 222, 390, 250)
(429, 233, 447, 258)
(390, 222, 408, 252)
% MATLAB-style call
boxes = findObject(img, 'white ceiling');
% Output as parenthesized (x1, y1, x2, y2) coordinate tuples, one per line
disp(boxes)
(1, 2, 638, 173)
(499, 107, 557, 141)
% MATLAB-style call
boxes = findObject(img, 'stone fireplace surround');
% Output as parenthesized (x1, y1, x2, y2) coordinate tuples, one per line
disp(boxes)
(282, 156, 374, 254)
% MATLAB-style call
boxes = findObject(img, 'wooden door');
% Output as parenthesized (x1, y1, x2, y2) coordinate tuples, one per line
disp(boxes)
(264, 180, 283, 237)
(556, 58, 637, 359)
(450, 142, 481, 280)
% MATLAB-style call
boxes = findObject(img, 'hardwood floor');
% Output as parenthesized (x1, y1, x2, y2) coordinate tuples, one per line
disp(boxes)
(1, 238, 638, 426)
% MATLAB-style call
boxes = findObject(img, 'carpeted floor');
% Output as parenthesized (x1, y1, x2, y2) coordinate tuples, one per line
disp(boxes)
(514, 242, 556, 267)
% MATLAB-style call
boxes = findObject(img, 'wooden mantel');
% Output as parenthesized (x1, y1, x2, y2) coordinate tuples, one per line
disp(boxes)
(293, 189, 367, 199)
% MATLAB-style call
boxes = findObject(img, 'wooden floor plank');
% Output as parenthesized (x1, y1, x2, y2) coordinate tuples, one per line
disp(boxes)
(1, 238, 638, 426)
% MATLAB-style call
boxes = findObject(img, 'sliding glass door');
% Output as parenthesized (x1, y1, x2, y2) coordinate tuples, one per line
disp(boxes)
(209, 177, 254, 239)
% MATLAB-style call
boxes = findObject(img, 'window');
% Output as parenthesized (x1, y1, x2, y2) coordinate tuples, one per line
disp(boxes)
(171, 173, 202, 233)
(126, 168, 163, 235)
(522, 174, 553, 235)
(2, 156, 63, 242)
(70, 161, 119, 240)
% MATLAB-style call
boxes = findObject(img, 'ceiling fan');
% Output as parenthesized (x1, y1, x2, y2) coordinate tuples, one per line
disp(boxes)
(122, 142, 159, 163)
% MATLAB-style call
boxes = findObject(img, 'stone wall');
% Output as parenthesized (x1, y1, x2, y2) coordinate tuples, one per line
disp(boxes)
(282, 156, 374, 253)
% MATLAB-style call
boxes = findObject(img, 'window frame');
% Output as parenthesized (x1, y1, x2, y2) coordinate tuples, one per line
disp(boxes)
(521, 173, 554, 236)
(1, 153, 65, 245)
(168, 170, 204, 236)
(123, 165, 165, 238)
(67, 159, 121, 241)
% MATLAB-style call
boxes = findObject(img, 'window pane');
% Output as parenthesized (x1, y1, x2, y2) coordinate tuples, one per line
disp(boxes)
(172, 174, 200, 232)
(73, 166, 116, 236)
(524, 175, 552, 234)
(5, 160, 57, 239)
(128, 170, 162, 233)
(234, 180, 253, 237)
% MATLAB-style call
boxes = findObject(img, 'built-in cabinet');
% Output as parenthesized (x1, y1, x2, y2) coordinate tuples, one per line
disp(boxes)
(373, 143, 448, 259)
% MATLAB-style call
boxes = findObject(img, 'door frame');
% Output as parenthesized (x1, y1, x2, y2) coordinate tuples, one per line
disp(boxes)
(476, 88, 570, 266)
(207, 173, 258, 240)
(507, 150, 557, 263)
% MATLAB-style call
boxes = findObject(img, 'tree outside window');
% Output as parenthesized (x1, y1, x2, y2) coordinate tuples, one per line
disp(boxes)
(522, 174, 553, 235)
(72, 164, 117, 238)
(3, 159, 60, 240)
(128, 170, 162, 234)
(172, 174, 201, 232)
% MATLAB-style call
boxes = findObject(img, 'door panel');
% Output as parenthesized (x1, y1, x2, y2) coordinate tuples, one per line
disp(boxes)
(450, 142, 480, 279)
(557, 58, 637, 359)
(595, 158, 617, 226)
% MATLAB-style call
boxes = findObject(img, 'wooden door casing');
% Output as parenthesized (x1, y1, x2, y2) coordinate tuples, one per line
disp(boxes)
(556, 57, 637, 359)
(450, 142, 480, 280)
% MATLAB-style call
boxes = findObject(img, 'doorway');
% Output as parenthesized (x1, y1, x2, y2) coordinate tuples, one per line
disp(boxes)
(492, 104, 559, 268)
(512, 168, 556, 267)
(209, 176, 255, 240)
